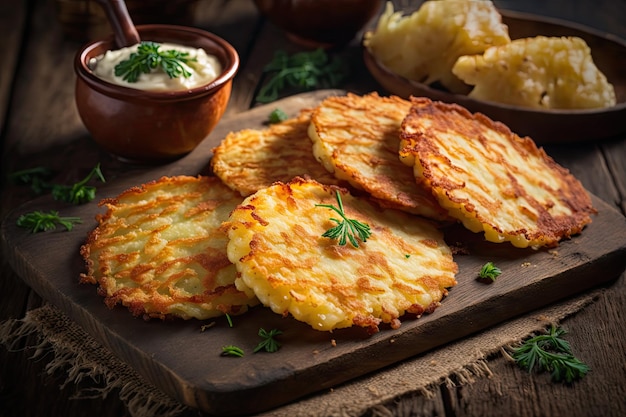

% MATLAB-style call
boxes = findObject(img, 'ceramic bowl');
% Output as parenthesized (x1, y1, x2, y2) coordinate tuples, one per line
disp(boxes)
(74, 24, 239, 163)
(253, 0, 384, 48)
(363, 10, 626, 144)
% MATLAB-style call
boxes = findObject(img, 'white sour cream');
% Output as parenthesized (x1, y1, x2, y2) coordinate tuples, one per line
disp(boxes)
(89, 42, 222, 91)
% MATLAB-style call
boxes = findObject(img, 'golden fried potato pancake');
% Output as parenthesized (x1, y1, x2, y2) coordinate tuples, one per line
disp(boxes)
(308, 92, 450, 221)
(211, 109, 341, 196)
(399, 98, 596, 248)
(80, 175, 258, 320)
(223, 177, 457, 334)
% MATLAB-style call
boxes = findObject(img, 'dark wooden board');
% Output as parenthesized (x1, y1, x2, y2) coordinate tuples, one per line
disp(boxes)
(2, 90, 626, 416)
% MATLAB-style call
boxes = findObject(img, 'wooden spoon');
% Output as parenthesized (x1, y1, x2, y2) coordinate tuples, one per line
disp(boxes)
(95, 0, 141, 48)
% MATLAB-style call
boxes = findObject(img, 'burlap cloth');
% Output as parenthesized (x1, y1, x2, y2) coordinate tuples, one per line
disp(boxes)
(0, 289, 601, 417)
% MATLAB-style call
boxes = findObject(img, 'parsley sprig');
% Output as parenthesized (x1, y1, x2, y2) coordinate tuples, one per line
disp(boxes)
(9, 164, 106, 205)
(316, 191, 371, 248)
(256, 49, 348, 103)
(114, 41, 196, 83)
(268, 108, 288, 124)
(509, 325, 589, 383)
(9, 166, 52, 194)
(478, 261, 502, 281)
(51, 163, 106, 205)
(17, 211, 82, 233)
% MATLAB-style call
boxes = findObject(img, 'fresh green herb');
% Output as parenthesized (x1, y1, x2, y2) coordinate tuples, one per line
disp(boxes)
(225, 313, 233, 328)
(8, 166, 52, 194)
(256, 48, 348, 103)
(221, 345, 244, 357)
(478, 261, 501, 281)
(316, 190, 371, 248)
(405, 254, 411, 259)
(51, 163, 106, 205)
(16, 210, 82, 233)
(114, 41, 196, 83)
(268, 108, 288, 124)
(253, 328, 283, 353)
(509, 325, 589, 383)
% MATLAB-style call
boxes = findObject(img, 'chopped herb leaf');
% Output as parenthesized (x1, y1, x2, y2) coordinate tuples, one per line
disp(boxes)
(17, 211, 82, 233)
(478, 261, 501, 281)
(268, 108, 288, 124)
(221, 345, 244, 357)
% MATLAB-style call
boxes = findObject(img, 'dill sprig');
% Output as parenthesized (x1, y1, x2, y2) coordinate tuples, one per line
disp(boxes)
(316, 191, 371, 248)
(253, 328, 282, 353)
(509, 325, 589, 383)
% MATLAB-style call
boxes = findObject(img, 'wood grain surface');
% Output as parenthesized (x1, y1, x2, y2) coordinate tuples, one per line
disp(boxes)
(2, 91, 625, 415)
(1, 1, 626, 417)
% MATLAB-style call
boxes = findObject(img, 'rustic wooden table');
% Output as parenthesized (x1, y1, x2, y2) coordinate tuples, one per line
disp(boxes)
(1, 1, 625, 416)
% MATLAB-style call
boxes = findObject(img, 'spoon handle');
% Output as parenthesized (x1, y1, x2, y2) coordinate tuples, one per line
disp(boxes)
(96, 0, 141, 48)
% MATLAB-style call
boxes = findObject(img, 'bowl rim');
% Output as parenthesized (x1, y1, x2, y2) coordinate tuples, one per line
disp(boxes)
(74, 24, 239, 101)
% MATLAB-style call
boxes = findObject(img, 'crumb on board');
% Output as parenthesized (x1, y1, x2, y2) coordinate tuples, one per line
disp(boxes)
(450, 242, 470, 255)
(200, 322, 216, 332)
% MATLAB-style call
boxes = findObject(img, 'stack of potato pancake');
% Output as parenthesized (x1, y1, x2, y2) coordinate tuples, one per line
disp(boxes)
(80, 92, 595, 333)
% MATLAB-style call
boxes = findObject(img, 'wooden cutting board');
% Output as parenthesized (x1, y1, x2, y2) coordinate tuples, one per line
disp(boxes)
(2, 90, 625, 416)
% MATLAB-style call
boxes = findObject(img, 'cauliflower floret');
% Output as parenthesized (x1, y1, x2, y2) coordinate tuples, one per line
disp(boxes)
(364, 0, 510, 94)
(452, 36, 616, 109)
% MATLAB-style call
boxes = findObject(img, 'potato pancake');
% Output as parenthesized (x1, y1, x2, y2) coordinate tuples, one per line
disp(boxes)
(308, 92, 450, 221)
(211, 109, 341, 196)
(223, 178, 457, 334)
(80, 175, 258, 320)
(399, 98, 596, 248)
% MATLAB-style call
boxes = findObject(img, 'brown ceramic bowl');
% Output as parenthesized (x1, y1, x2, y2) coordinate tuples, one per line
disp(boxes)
(74, 24, 239, 163)
(363, 10, 626, 144)
(253, 0, 384, 48)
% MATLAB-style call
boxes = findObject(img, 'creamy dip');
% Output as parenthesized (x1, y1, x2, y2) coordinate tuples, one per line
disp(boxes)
(89, 42, 222, 92)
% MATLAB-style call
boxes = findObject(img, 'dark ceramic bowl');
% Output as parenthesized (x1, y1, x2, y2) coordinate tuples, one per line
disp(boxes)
(253, 0, 384, 48)
(364, 10, 626, 144)
(74, 24, 239, 163)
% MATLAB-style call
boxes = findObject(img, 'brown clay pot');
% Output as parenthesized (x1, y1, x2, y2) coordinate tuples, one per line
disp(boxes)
(74, 24, 239, 163)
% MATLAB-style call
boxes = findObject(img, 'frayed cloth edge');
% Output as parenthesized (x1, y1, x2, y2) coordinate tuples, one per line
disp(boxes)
(0, 288, 602, 417)
(0, 306, 189, 417)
